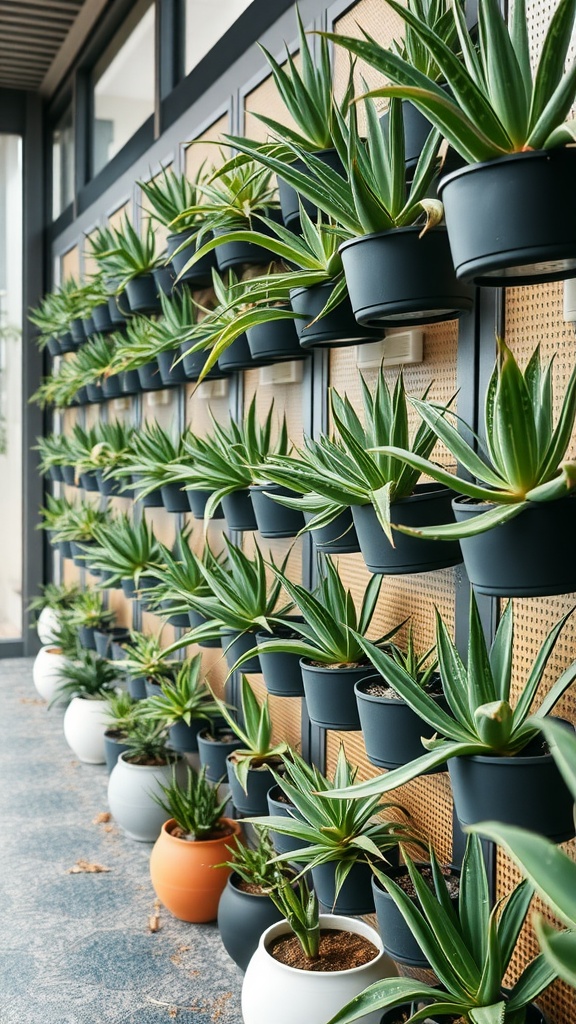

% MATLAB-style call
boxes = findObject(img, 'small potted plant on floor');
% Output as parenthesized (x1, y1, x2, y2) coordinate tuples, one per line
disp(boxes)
(107, 720, 185, 841)
(375, 338, 576, 596)
(328, 592, 576, 843)
(330, 0, 576, 288)
(32, 616, 79, 702)
(102, 689, 140, 772)
(232, 560, 402, 731)
(28, 582, 80, 646)
(139, 164, 217, 287)
(149, 763, 242, 923)
(53, 649, 119, 764)
(324, 834, 557, 1024)
(242, 874, 396, 1024)
(253, 748, 418, 916)
(138, 654, 221, 754)
(217, 827, 292, 971)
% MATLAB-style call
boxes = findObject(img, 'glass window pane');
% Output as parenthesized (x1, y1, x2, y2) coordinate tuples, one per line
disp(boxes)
(92, 1, 155, 177)
(0, 135, 22, 639)
(183, 0, 253, 76)
(52, 105, 74, 220)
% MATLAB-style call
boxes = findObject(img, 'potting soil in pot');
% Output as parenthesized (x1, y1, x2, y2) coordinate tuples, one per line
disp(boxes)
(267, 929, 379, 972)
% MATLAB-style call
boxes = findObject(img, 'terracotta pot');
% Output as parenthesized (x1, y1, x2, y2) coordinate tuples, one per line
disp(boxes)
(150, 816, 242, 923)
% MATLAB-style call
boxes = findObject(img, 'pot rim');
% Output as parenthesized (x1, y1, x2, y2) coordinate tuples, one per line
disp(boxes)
(300, 657, 371, 675)
(371, 862, 460, 895)
(159, 816, 241, 847)
(438, 145, 574, 195)
(258, 914, 384, 977)
(117, 750, 182, 771)
(354, 674, 444, 702)
(226, 752, 279, 773)
(450, 719, 573, 767)
(228, 870, 275, 898)
(338, 224, 447, 255)
(452, 493, 573, 513)
(289, 281, 335, 300)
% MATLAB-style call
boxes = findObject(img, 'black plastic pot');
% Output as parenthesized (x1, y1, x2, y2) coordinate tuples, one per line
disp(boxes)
(78, 624, 97, 650)
(167, 228, 217, 287)
(59, 332, 76, 354)
(156, 349, 188, 387)
(79, 470, 100, 492)
(340, 227, 474, 328)
(352, 485, 462, 575)
(74, 386, 89, 405)
(453, 494, 576, 597)
(160, 482, 190, 513)
(101, 374, 122, 400)
(128, 674, 148, 700)
(266, 785, 307, 858)
(104, 731, 131, 774)
(70, 540, 92, 567)
(449, 722, 576, 843)
(95, 470, 125, 498)
(92, 302, 115, 334)
(379, 1004, 547, 1024)
(151, 265, 175, 298)
(312, 859, 376, 915)
(120, 574, 157, 601)
(85, 381, 105, 403)
(439, 148, 576, 287)
(160, 602, 190, 629)
(46, 336, 61, 357)
(125, 272, 162, 314)
(300, 659, 369, 731)
(197, 727, 243, 783)
(226, 756, 275, 816)
(217, 333, 260, 374)
(214, 219, 276, 271)
(278, 149, 345, 228)
(355, 674, 448, 772)
(179, 341, 229, 382)
(95, 627, 130, 659)
(70, 318, 85, 346)
(82, 315, 96, 339)
(168, 719, 205, 754)
(256, 625, 305, 698)
(290, 284, 382, 349)
(249, 484, 305, 539)
(120, 369, 141, 395)
(137, 360, 164, 391)
(372, 864, 460, 967)
(132, 473, 164, 508)
(188, 609, 221, 649)
(61, 465, 76, 486)
(187, 488, 224, 520)
(245, 312, 306, 363)
(221, 489, 257, 532)
(222, 629, 261, 674)
(48, 465, 64, 483)
(57, 539, 73, 559)
(303, 508, 360, 555)
(108, 293, 129, 326)
(217, 872, 285, 972)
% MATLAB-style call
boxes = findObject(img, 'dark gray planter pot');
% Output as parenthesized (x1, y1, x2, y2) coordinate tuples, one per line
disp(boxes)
(92, 302, 115, 334)
(453, 493, 576, 597)
(69, 317, 85, 345)
(120, 574, 157, 601)
(128, 675, 148, 700)
(249, 484, 305, 539)
(108, 293, 129, 326)
(151, 265, 175, 298)
(78, 625, 97, 650)
(95, 470, 121, 497)
(46, 335, 62, 357)
(120, 369, 141, 395)
(256, 625, 305, 697)
(101, 374, 122, 399)
(300, 659, 369, 731)
(278, 149, 345, 228)
(57, 539, 73, 559)
(221, 489, 257, 532)
(222, 629, 261, 674)
(86, 381, 106, 403)
(188, 609, 221, 649)
(312, 859, 377, 915)
(339, 227, 473, 328)
(290, 283, 382, 349)
(104, 731, 131, 774)
(179, 341, 229, 381)
(137, 360, 164, 391)
(70, 539, 93, 567)
(197, 727, 242, 783)
(217, 333, 259, 374)
(304, 508, 360, 555)
(352, 485, 462, 575)
(95, 628, 130, 658)
(379, 1004, 547, 1024)
(61, 464, 76, 486)
(125, 272, 162, 314)
(214, 229, 273, 272)
(439, 147, 576, 287)
(48, 465, 64, 483)
(372, 864, 459, 967)
(82, 315, 96, 339)
(449, 722, 576, 843)
(167, 228, 217, 287)
(132, 474, 164, 508)
(226, 756, 274, 816)
(245, 312, 306, 363)
(217, 873, 285, 972)
(266, 784, 307, 858)
(160, 482, 190, 513)
(187, 488, 224, 520)
(355, 674, 448, 772)
(168, 719, 205, 754)
(160, 602, 190, 629)
(59, 331, 76, 354)
(156, 349, 188, 387)
(79, 470, 100, 492)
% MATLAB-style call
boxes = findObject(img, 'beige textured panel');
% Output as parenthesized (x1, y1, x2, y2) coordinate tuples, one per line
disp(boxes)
(249, 673, 303, 752)
(185, 382, 230, 439)
(333, 0, 408, 122)
(108, 201, 132, 231)
(140, 163, 173, 252)
(184, 113, 230, 180)
(244, 55, 300, 142)
(84, 230, 100, 279)
(106, 587, 133, 630)
(141, 390, 179, 430)
(143, 505, 176, 549)
(61, 246, 80, 283)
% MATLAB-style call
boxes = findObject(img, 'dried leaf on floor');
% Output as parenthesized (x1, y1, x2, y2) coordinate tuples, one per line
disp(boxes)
(67, 859, 111, 874)
(19, 697, 45, 705)
(148, 898, 162, 932)
(92, 811, 111, 824)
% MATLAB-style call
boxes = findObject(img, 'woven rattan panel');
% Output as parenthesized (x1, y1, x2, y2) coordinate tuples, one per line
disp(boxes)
(140, 164, 173, 252)
(184, 114, 230, 179)
(60, 245, 80, 282)
(333, 0, 407, 124)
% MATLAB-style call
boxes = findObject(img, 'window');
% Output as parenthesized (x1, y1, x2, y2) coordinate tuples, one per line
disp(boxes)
(91, 0, 155, 177)
(183, 0, 254, 76)
(52, 105, 74, 219)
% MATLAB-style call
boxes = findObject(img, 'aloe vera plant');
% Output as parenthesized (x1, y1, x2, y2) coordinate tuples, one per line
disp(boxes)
(211, 675, 290, 792)
(325, 834, 563, 1024)
(172, 156, 279, 240)
(111, 421, 194, 501)
(138, 655, 220, 729)
(376, 338, 576, 540)
(323, 592, 576, 798)
(268, 876, 321, 961)
(111, 631, 178, 687)
(153, 764, 230, 840)
(324, 0, 576, 162)
(138, 164, 210, 230)
(100, 215, 164, 289)
(88, 513, 164, 587)
(471, 717, 576, 989)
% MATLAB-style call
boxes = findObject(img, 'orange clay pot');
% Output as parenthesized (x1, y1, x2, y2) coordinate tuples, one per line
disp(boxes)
(150, 817, 243, 923)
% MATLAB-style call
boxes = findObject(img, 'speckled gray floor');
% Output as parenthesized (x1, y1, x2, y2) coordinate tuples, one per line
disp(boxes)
(0, 658, 243, 1024)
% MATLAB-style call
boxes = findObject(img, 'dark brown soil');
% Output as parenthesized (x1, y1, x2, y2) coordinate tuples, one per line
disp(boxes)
(363, 675, 443, 699)
(124, 754, 171, 767)
(203, 731, 237, 744)
(272, 790, 294, 806)
(268, 928, 378, 972)
(309, 660, 367, 669)
(236, 879, 270, 895)
(389, 865, 459, 899)
(169, 821, 235, 841)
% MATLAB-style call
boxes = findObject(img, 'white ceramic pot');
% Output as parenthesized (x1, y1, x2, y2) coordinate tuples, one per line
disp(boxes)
(107, 753, 185, 842)
(37, 606, 60, 645)
(63, 696, 109, 763)
(32, 645, 68, 702)
(242, 914, 397, 1024)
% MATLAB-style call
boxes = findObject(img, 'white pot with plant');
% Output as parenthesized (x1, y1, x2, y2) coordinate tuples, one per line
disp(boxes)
(242, 876, 396, 1024)
(55, 651, 119, 764)
(107, 721, 185, 842)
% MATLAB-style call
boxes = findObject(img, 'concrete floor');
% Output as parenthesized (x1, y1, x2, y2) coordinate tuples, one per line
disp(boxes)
(0, 658, 243, 1024)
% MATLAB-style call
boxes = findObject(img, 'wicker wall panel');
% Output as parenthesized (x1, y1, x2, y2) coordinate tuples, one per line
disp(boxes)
(60, 245, 80, 282)
(108, 201, 131, 231)
(184, 114, 230, 178)
(333, 0, 407, 123)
